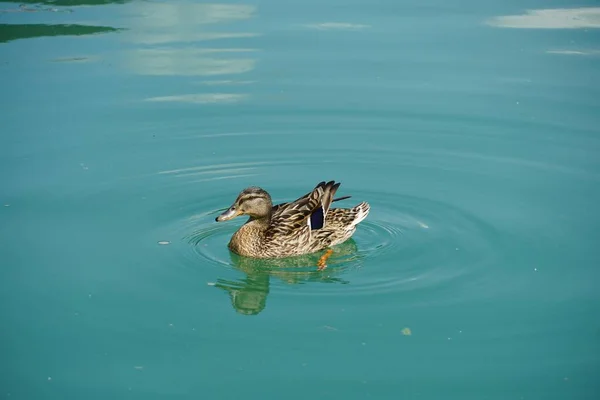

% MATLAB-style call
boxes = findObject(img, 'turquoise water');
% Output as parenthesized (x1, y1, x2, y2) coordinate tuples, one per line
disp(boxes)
(1, 0, 599, 398)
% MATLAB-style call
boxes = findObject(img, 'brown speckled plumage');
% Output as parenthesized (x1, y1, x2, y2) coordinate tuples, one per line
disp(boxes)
(215, 181, 370, 258)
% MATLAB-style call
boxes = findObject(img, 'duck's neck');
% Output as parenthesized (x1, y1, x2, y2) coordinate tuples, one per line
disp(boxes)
(246, 212, 271, 227)
(228, 216, 270, 257)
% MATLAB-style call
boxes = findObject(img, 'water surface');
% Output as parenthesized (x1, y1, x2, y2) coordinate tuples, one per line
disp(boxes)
(1, 1, 599, 399)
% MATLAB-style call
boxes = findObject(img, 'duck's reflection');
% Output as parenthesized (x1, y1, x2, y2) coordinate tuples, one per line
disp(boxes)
(213, 240, 359, 315)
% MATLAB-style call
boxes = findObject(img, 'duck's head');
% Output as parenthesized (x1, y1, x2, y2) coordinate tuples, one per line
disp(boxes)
(215, 186, 273, 222)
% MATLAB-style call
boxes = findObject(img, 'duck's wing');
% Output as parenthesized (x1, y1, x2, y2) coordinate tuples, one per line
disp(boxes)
(267, 181, 342, 237)
(271, 181, 349, 215)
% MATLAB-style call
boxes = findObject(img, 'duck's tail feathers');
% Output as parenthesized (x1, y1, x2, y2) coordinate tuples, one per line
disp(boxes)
(350, 202, 370, 227)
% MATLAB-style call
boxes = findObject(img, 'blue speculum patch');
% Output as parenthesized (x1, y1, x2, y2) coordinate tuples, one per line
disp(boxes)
(310, 207, 325, 230)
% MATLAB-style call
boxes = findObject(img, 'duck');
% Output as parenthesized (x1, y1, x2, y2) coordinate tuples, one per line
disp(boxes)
(215, 180, 370, 259)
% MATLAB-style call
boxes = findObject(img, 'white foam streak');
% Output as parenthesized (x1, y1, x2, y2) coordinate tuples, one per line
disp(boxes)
(145, 93, 247, 104)
(303, 22, 370, 30)
(487, 7, 600, 29)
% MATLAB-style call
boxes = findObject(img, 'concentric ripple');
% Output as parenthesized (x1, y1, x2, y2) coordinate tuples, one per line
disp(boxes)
(341, 191, 506, 303)
(153, 164, 509, 307)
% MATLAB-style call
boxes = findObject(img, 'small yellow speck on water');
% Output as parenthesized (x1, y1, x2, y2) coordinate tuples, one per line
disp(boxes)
(158, 241, 170, 245)
(401, 327, 412, 336)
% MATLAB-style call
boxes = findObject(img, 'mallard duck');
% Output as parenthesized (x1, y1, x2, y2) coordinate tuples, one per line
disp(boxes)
(215, 180, 370, 258)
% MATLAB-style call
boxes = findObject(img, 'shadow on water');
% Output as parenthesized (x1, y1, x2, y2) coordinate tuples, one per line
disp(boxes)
(211, 240, 360, 316)
(0, 24, 122, 43)
(0, 2, 124, 43)
(9, 0, 131, 6)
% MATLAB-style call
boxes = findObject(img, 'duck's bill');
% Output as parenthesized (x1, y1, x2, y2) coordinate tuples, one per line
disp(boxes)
(215, 206, 239, 222)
